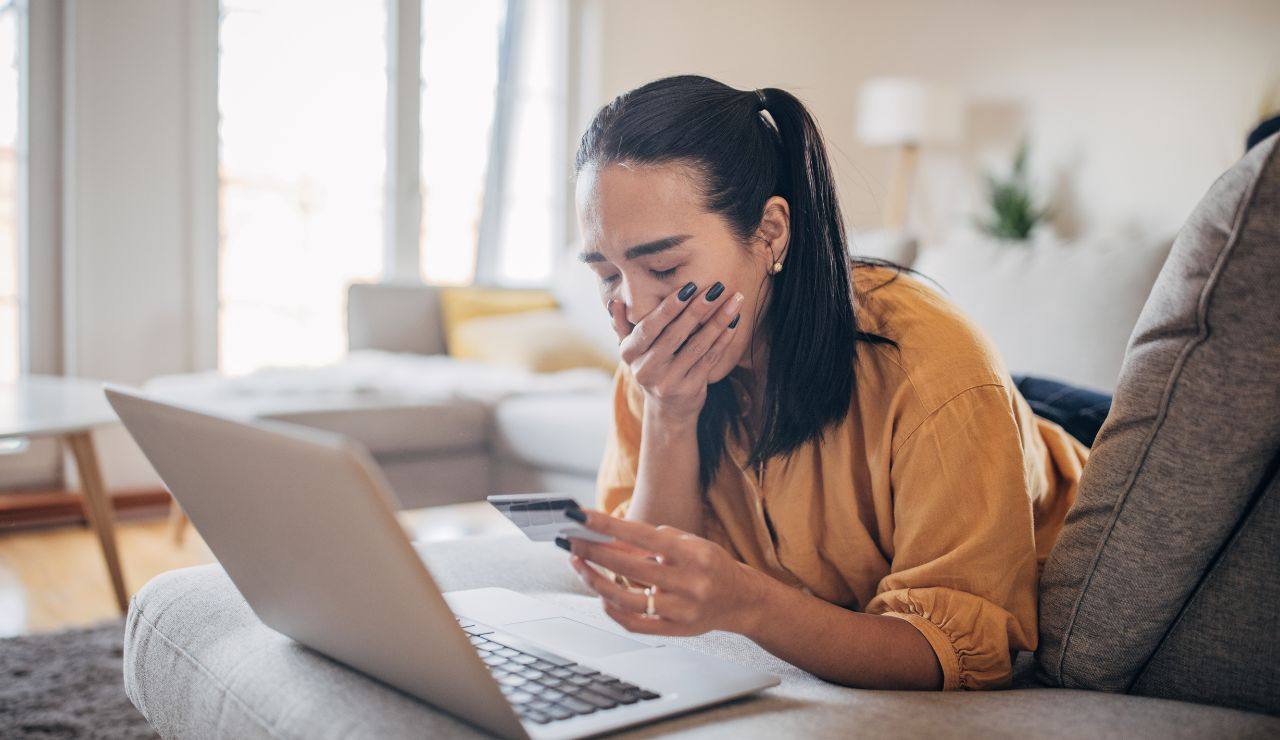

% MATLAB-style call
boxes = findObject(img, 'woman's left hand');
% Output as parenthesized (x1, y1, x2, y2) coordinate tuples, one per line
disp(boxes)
(562, 509, 768, 637)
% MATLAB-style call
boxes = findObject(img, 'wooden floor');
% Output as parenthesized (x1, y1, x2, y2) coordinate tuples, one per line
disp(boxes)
(0, 501, 515, 637)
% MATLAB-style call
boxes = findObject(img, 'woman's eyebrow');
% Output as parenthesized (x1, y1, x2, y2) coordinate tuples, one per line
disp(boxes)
(578, 234, 692, 263)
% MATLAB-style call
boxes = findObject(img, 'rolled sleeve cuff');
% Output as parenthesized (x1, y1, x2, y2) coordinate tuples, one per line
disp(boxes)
(883, 611, 963, 691)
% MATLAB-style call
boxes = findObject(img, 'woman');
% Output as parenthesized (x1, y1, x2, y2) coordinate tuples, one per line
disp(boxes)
(561, 75, 1087, 691)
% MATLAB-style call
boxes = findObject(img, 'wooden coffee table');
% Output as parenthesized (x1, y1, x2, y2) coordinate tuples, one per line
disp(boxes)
(0, 375, 128, 612)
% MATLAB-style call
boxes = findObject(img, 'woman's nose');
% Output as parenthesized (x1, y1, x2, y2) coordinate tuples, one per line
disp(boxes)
(620, 283, 660, 326)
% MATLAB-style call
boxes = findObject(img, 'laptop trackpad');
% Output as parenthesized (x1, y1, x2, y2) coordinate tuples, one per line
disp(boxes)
(504, 617, 651, 658)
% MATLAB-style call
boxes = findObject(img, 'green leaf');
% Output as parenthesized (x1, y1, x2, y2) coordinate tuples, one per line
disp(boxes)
(976, 139, 1044, 243)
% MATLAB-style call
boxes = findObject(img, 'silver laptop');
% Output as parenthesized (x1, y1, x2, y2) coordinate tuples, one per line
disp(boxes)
(104, 385, 778, 739)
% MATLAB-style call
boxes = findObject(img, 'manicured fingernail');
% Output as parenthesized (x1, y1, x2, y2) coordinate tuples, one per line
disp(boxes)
(705, 282, 725, 301)
(565, 508, 587, 523)
(678, 282, 697, 301)
(728, 315, 740, 329)
(555, 536, 571, 551)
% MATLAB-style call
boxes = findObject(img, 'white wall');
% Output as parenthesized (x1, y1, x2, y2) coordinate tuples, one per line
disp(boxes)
(58, 0, 208, 489)
(63, 0, 199, 386)
(573, 0, 1280, 243)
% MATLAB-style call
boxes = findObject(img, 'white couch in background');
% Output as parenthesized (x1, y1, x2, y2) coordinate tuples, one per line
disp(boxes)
(912, 229, 1173, 392)
(146, 292, 617, 510)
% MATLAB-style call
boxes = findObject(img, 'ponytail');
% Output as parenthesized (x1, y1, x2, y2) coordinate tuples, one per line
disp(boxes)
(576, 76, 894, 491)
(743, 87, 866, 475)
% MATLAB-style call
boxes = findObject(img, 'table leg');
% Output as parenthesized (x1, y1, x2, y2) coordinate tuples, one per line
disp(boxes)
(63, 431, 129, 613)
(168, 498, 189, 545)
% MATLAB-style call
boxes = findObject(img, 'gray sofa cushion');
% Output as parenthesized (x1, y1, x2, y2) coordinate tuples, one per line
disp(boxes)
(1131, 473, 1280, 713)
(491, 391, 611, 476)
(123, 537, 1280, 739)
(1037, 134, 1280, 709)
(347, 282, 446, 356)
(264, 401, 488, 457)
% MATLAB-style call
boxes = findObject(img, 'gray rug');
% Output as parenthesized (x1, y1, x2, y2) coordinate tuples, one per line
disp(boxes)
(0, 620, 156, 739)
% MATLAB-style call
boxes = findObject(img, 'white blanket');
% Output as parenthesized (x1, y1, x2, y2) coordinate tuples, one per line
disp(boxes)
(144, 351, 613, 416)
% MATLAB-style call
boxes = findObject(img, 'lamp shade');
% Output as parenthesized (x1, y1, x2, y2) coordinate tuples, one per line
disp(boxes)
(857, 78, 964, 146)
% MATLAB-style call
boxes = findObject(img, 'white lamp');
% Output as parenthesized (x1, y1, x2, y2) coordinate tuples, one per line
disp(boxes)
(857, 78, 964, 228)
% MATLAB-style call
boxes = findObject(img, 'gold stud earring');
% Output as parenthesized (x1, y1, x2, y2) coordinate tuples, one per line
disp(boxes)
(770, 260, 783, 274)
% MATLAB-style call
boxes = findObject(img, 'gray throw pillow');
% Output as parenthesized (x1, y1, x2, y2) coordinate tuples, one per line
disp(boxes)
(1036, 133, 1280, 713)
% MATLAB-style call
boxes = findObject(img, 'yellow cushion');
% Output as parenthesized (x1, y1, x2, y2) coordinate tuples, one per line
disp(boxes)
(450, 309, 616, 374)
(439, 287, 559, 353)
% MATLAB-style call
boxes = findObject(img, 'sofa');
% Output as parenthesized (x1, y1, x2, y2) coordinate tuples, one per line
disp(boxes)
(123, 538, 1275, 738)
(121, 134, 1280, 737)
(144, 282, 621, 510)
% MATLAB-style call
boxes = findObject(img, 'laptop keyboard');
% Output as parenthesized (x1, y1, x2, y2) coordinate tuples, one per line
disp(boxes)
(455, 617, 662, 725)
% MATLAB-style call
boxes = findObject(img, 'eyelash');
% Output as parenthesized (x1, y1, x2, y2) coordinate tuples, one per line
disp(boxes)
(601, 267, 678, 285)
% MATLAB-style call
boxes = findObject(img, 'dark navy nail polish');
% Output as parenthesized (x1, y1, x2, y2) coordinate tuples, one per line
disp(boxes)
(705, 282, 725, 301)
(565, 508, 587, 523)
(677, 282, 697, 301)
(728, 314, 740, 329)
(555, 536, 571, 551)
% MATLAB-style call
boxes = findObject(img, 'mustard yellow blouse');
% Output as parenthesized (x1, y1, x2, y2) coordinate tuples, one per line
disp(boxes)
(597, 267, 1087, 690)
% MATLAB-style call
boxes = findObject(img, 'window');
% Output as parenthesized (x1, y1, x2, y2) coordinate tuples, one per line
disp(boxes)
(486, 0, 566, 286)
(0, 0, 21, 382)
(419, 0, 566, 286)
(418, 0, 505, 285)
(217, 0, 388, 375)
(216, 0, 566, 374)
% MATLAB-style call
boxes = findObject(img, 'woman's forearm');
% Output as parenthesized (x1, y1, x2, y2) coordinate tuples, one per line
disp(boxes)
(741, 568, 943, 690)
(624, 405, 705, 536)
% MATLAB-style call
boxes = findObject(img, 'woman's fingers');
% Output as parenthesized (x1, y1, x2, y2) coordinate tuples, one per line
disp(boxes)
(571, 557, 691, 635)
(568, 538, 671, 590)
(606, 298, 633, 343)
(618, 283, 699, 363)
(601, 599, 684, 636)
(571, 509, 684, 560)
(598, 536, 656, 558)
(649, 283, 735, 359)
(569, 555, 649, 610)
(683, 311, 739, 383)
(666, 291, 742, 379)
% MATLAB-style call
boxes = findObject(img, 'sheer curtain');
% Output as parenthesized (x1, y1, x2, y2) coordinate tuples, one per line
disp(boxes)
(421, 0, 565, 287)
(216, 0, 568, 374)
(217, 1, 388, 375)
(418, 0, 506, 286)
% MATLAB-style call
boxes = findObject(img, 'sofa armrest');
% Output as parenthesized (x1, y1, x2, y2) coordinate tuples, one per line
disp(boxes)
(347, 282, 446, 355)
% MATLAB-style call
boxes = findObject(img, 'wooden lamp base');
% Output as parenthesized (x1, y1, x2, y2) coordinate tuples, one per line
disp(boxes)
(882, 142, 919, 230)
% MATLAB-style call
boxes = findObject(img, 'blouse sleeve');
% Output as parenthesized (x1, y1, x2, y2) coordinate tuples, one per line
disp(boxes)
(864, 384, 1041, 690)
(596, 363, 643, 517)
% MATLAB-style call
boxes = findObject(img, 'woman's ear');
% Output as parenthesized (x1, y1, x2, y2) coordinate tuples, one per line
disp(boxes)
(755, 196, 791, 268)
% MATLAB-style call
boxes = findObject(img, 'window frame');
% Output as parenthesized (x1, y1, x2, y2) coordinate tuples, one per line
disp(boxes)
(0, 0, 64, 488)
(199, 0, 574, 373)
(2, 0, 27, 378)
(17, 0, 51, 376)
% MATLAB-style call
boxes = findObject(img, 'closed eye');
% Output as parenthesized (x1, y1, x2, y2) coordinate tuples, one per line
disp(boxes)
(598, 266, 677, 285)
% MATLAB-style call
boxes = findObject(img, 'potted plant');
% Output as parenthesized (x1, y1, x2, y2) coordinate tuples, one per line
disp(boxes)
(975, 140, 1049, 243)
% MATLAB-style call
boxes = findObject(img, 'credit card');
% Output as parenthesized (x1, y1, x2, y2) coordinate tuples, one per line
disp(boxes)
(486, 493, 616, 544)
